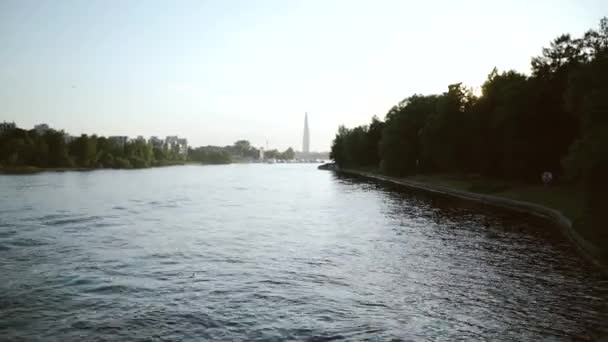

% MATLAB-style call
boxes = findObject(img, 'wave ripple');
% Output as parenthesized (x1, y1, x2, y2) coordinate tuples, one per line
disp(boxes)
(0, 165, 606, 340)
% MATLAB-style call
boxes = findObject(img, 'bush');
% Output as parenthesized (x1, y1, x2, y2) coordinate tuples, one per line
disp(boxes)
(113, 157, 132, 169)
(129, 157, 149, 168)
(99, 153, 115, 168)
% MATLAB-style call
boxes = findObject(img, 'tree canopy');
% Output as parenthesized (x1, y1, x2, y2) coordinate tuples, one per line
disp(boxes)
(330, 18, 608, 246)
(0, 130, 186, 169)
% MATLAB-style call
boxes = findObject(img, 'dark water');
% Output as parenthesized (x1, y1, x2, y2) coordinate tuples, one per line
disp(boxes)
(0, 164, 606, 341)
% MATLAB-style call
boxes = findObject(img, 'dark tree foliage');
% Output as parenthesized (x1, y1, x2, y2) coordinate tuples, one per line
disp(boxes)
(366, 116, 384, 167)
(264, 147, 295, 160)
(188, 140, 294, 164)
(419, 83, 477, 174)
(0, 129, 185, 169)
(69, 134, 97, 167)
(330, 116, 385, 169)
(330, 18, 608, 242)
(188, 146, 232, 164)
(45, 131, 72, 167)
(332, 18, 606, 179)
(475, 69, 539, 179)
(379, 95, 437, 176)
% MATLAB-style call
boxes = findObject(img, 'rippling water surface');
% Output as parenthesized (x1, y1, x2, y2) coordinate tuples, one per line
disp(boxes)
(0, 164, 606, 340)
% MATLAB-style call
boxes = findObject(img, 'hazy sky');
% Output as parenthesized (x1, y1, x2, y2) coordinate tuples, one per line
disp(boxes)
(1, 0, 606, 151)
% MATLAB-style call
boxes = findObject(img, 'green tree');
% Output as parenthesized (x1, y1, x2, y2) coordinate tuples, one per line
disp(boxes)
(99, 152, 115, 168)
(281, 147, 295, 160)
(366, 116, 384, 167)
(419, 83, 476, 173)
(45, 131, 72, 167)
(474, 69, 530, 178)
(330, 126, 348, 167)
(380, 96, 437, 176)
(69, 134, 97, 167)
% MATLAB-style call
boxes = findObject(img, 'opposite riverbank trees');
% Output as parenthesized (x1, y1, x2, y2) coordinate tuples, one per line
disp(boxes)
(188, 140, 296, 164)
(330, 18, 608, 256)
(0, 127, 299, 171)
(0, 129, 186, 170)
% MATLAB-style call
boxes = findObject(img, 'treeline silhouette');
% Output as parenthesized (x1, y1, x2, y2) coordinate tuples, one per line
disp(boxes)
(331, 19, 607, 247)
(0, 129, 299, 169)
(0, 130, 185, 169)
(188, 140, 296, 164)
(188, 146, 233, 165)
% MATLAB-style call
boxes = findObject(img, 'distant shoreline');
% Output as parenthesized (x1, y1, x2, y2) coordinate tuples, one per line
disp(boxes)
(0, 162, 326, 174)
(0, 162, 188, 175)
(0, 166, 95, 174)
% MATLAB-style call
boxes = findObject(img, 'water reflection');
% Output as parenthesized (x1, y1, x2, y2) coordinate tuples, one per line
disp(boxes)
(334, 172, 607, 339)
(0, 165, 606, 340)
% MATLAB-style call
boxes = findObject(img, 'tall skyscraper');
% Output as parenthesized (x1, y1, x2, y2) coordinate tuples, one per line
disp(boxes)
(302, 112, 310, 153)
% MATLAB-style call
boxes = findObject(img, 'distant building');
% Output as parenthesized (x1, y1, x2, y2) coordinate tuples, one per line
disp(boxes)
(259, 147, 265, 160)
(0, 121, 16, 134)
(109, 136, 129, 147)
(165, 135, 178, 147)
(165, 136, 188, 156)
(177, 138, 188, 155)
(302, 112, 310, 153)
(165, 136, 178, 153)
(34, 123, 50, 135)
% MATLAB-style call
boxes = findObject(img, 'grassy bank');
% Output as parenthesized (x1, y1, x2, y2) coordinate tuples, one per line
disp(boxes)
(405, 173, 584, 221)
(349, 169, 583, 221)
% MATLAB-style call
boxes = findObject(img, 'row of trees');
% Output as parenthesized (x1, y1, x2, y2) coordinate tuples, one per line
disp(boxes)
(188, 140, 297, 164)
(0, 129, 186, 169)
(0, 128, 300, 169)
(332, 18, 607, 181)
(263, 147, 295, 160)
(228, 140, 296, 161)
(188, 146, 232, 164)
(331, 19, 608, 244)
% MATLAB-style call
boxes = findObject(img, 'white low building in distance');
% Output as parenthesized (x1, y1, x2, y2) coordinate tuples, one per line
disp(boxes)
(164, 136, 188, 156)
(177, 138, 188, 155)
(165, 135, 178, 146)
(146, 135, 188, 156)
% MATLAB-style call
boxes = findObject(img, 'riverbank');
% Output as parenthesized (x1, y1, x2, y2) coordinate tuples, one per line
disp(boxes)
(332, 167, 606, 269)
(0, 166, 95, 174)
(0, 161, 187, 175)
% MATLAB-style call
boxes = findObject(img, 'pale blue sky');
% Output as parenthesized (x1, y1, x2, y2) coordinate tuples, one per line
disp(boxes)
(0, 0, 606, 151)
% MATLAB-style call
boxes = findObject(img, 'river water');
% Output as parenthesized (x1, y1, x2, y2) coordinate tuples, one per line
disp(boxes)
(0, 164, 606, 340)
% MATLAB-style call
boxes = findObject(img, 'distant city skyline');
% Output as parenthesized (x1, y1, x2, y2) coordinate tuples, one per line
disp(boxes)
(1, 1, 606, 151)
(1, 119, 315, 152)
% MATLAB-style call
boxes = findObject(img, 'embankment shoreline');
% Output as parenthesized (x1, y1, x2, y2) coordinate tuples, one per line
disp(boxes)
(335, 167, 606, 271)
(0, 162, 188, 175)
